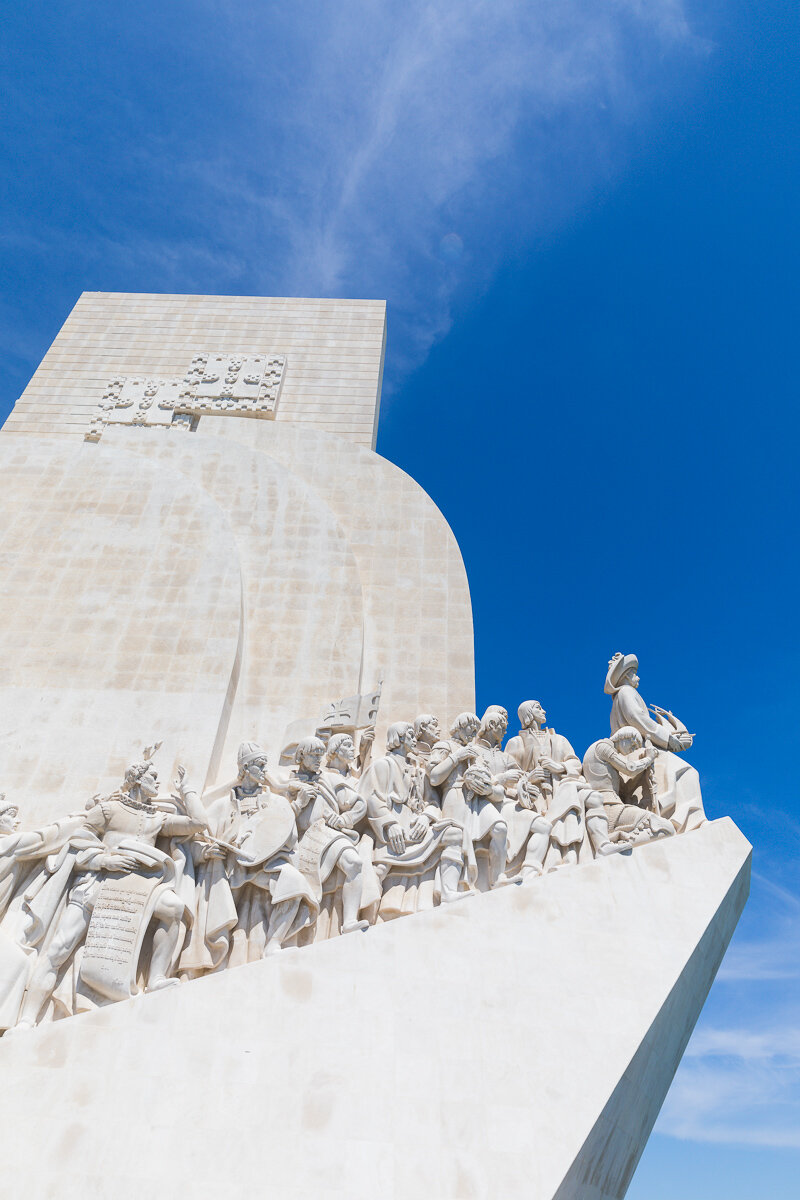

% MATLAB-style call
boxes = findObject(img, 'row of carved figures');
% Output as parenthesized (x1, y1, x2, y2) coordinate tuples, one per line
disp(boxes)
(0, 652, 705, 1033)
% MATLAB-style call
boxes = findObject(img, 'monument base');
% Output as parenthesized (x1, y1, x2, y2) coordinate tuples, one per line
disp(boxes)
(0, 817, 750, 1199)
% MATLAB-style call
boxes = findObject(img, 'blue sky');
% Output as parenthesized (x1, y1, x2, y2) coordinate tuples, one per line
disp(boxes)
(1, 2, 798, 1192)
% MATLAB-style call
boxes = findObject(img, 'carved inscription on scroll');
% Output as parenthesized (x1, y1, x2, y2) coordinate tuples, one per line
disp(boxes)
(79, 873, 161, 1002)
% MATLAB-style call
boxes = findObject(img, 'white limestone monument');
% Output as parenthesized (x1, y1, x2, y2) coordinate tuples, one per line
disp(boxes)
(0, 292, 750, 1199)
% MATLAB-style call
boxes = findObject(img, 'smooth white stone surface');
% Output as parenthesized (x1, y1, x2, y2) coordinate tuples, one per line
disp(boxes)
(0, 418, 475, 818)
(0, 817, 750, 1200)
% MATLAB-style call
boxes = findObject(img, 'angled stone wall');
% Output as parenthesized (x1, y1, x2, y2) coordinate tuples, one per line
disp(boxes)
(0, 819, 751, 1199)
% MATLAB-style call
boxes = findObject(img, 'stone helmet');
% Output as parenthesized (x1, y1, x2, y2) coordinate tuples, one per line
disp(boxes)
(237, 741, 267, 779)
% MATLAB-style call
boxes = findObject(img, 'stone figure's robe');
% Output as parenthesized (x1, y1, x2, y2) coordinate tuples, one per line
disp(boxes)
(505, 727, 587, 863)
(471, 738, 539, 864)
(409, 741, 443, 810)
(430, 739, 506, 886)
(291, 770, 378, 941)
(0, 818, 84, 1030)
(505, 728, 580, 778)
(610, 684, 705, 833)
(360, 753, 457, 919)
(182, 785, 318, 972)
(227, 790, 318, 966)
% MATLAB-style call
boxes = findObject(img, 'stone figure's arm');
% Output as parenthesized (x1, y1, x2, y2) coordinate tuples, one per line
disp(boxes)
(552, 735, 582, 778)
(504, 735, 523, 769)
(597, 741, 656, 779)
(594, 741, 631, 778)
(366, 784, 402, 847)
(163, 768, 210, 837)
(339, 794, 367, 829)
(428, 742, 460, 788)
(9, 814, 86, 860)
(616, 690, 671, 750)
(496, 759, 523, 789)
(83, 802, 109, 835)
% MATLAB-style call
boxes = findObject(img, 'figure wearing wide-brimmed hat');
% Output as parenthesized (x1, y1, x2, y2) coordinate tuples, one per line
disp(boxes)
(604, 653, 705, 833)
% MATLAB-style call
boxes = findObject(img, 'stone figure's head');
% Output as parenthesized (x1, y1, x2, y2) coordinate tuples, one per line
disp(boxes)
(479, 705, 508, 745)
(463, 760, 494, 798)
(237, 742, 269, 788)
(295, 736, 326, 774)
(122, 761, 159, 802)
(0, 795, 20, 835)
(518, 700, 546, 730)
(386, 722, 416, 755)
(413, 713, 441, 746)
(611, 726, 644, 756)
(604, 652, 639, 695)
(450, 712, 480, 745)
(326, 733, 356, 769)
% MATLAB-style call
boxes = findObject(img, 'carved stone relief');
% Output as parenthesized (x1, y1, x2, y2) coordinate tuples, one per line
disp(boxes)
(85, 352, 286, 441)
(0, 654, 706, 1034)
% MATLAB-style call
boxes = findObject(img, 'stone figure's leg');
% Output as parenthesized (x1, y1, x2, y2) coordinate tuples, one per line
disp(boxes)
(522, 815, 553, 878)
(338, 848, 369, 934)
(265, 898, 302, 956)
(585, 792, 629, 857)
(439, 826, 467, 903)
(488, 820, 512, 888)
(15, 903, 91, 1029)
(148, 890, 186, 991)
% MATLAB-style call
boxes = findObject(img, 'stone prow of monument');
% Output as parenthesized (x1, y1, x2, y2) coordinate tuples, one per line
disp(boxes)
(0, 293, 749, 1199)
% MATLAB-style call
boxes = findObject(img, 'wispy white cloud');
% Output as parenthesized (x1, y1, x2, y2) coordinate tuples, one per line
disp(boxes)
(657, 871, 800, 1148)
(719, 873, 800, 981)
(657, 1021, 800, 1147)
(0, 2, 706, 405)
(187, 0, 705, 381)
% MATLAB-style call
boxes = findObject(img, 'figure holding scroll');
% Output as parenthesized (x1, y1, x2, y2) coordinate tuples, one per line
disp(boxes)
(13, 761, 208, 1030)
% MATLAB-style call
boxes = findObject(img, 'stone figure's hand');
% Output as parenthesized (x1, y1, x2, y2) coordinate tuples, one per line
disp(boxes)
(499, 768, 523, 787)
(291, 786, 315, 813)
(518, 788, 534, 811)
(202, 843, 226, 861)
(100, 851, 139, 873)
(387, 824, 406, 855)
(456, 745, 475, 764)
(326, 812, 346, 830)
(359, 726, 375, 749)
(173, 764, 190, 798)
(542, 758, 567, 776)
(530, 767, 548, 785)
(408, 816, 429, 842)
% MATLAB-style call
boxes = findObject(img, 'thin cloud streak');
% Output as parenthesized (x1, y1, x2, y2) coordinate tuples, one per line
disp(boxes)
(658, 1028, 800, 1148)
(0, 4, 706, 402)
(171, 1, 705, 382)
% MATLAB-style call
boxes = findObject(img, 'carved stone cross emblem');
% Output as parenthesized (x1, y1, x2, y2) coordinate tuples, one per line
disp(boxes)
(85, 352, 286, 441)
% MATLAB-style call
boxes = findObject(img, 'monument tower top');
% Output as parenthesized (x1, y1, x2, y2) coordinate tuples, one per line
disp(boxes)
(5, 291, 387, 449)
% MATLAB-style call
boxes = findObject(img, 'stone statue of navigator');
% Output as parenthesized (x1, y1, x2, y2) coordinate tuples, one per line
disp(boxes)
(13, 761, 208, 1029)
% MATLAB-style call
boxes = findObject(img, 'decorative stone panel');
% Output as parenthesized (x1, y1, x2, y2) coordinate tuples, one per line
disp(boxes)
(85, 352, 286, 441)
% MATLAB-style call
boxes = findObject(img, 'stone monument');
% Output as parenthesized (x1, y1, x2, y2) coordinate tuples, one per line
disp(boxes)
(0, 293, 750, 1198)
